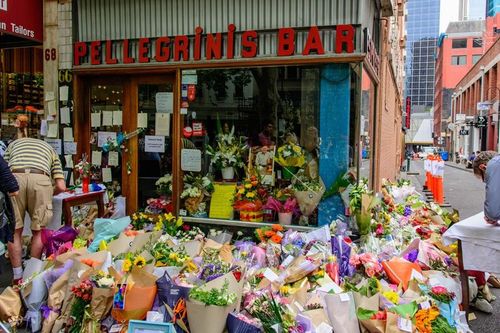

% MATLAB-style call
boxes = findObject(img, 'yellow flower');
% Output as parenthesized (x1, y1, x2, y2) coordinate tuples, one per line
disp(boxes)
(132, 214, 138, 220)
(382, 291, 400, 304)
(280, 285, 291, 295)
(123, 259, 132, 272)
(99, 240, 108, 251)
(154, 221, 163, 231)
(164, 213, 174, 221)
(169, 252, 178, 261)
(155, 261, 166, 267)
(244, 183, 252, 189)
(133, 255, 146, 268)
(292, 145, 301, 153)
(176, 217, 183, 227)
(246, 192, 255, 198)
(185, 260, 198, 273)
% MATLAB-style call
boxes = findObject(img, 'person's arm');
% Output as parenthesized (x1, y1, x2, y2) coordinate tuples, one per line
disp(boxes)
(0, 155, 19, 195)
(50, 151, 66, 194)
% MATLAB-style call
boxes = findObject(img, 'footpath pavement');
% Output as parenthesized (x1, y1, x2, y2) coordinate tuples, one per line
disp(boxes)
(407, 160, 499, 332)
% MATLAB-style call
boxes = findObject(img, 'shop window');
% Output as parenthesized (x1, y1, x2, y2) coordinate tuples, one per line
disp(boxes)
(137, 83, 174, 208)
(452, 39, 467, 48)
(176, 65, 355, 227)
(451, 55, 467, 66)
(472, 54, 482, 64)
(89, 84, 124, 198)
(473, 38, 483, 48)
(360, 68, 376, 182)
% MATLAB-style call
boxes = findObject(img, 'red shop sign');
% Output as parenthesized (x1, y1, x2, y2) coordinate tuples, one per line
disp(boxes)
(0, 0, 43, 43)
(74, 24, 357, 66)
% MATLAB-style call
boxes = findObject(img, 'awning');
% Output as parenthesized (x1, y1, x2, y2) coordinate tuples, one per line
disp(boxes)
(0, 0, 43, 47)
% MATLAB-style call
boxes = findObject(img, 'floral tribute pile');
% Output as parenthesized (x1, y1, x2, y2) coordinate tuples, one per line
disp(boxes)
(0, 180, 473, 333)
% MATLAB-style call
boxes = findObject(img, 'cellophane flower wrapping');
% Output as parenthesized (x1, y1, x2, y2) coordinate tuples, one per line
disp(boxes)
(88, 216, 131, 252)
(156, 273, 192, 333)
(21, 258, 49, 332)
(331, 235, 355, 279)
(41, 225, 78, 257)
(226, 312, 261, 333)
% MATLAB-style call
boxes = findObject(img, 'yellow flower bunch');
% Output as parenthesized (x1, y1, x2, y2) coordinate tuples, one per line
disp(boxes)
(122, 254, 148, 272)
(275, 142, 306, 167)
(415, 306, 440, 333)
(382, 290, 400, 304)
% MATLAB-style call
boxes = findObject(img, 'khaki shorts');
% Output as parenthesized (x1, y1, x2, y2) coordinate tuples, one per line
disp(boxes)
(11, 173, 53, 231)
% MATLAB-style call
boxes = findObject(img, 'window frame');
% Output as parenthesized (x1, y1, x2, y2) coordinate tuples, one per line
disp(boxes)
(452, 39, 467, 49)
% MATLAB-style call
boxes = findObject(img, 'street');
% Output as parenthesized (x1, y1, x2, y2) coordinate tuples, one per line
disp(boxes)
(408, 159, 499, 332)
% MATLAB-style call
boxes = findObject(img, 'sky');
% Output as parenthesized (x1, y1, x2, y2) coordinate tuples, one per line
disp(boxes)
(440, 0, 487, 33)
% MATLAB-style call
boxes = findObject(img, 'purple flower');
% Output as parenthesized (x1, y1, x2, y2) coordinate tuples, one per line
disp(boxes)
(403, 205, 412, 217)
(404, 249, 419, 263)
(444, 256, 453, 266)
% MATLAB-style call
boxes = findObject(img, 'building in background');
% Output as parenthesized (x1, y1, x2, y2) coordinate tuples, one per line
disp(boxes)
(486, 0, 500, 17)
(451, 37, 499, 156)
(404, 0, 440, 149)
(460, 0, 487, 20)
(434, 20, 485, 148)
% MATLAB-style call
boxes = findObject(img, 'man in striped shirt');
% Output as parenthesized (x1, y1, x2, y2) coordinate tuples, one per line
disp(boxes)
(4, 137, 66, 284)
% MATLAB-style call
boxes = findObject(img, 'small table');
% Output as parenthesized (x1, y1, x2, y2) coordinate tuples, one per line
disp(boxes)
(443, 212, 500, 312)
(62, 190, 106, 226)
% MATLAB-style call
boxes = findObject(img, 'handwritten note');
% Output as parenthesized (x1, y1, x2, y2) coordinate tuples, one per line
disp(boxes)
(144, 135, 165, 153)
(91, 112, 101, 128)
(59, 86, 69, 102)
(155, 92, 173, 113)
(137, 113, 148, 128)
(64, 155, 74, 168)
(48, 101, 57, 116)
(97, 131, 117, 148)
(40, 120, 48, 136)
(92, 151, 102, 166)
(63, 127, 74, 142)
(155, 113, 170, 136)
(45, 139, 62, 155)
(64, 141, 77, 155)
(181, 149, 201, 172)
(60, 107, 71, 124)
(102, 168, 112, 183)
(108, 151, 119, 166)
(209, 183, 237, 219)
(47, 122, 58, 138)
(113, 110, 123, 126)
(102, 111, 113, 126)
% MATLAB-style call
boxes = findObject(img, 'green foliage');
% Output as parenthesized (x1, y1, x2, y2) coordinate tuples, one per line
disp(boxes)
(189, 280, 236, 306)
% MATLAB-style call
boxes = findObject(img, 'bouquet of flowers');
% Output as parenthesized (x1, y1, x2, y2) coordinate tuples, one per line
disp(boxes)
(152, 243, 191, 267)
(181, 173, 214, 216)
(255, 224, 284, 244)
(130, 212, 155, 230)
(122, 253, 148, 273)
(263, 196, 298, 214)
(156, 173, 173, 196)
(206, 126, 247, 171)
(275, 142, 306, 168)
(68, 280, 93, 333)
(153, 213, 184, 236)
(349, 253, 383, 278)
(233, 175, 267, 221)
(74, 154, 91, 178)
(145, 197, 173, 214)
(247, 293, 301, 333)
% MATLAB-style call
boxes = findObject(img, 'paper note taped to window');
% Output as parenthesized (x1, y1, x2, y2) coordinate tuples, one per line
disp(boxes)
(209, 183, 237, 220)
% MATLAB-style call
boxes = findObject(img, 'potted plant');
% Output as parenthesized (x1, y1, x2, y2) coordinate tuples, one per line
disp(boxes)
(206, 126, 247, 180)
(263, 196, 298, 225)
(186, 280, 237, 333)
(232, 175, 267, 222)
(275, 142, 306, 180)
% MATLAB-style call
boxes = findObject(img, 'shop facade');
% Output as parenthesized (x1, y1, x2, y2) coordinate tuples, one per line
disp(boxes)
(66, 0, 388, 228)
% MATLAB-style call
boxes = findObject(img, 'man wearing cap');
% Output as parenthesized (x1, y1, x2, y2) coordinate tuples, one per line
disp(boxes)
(3, 116, 66, 284)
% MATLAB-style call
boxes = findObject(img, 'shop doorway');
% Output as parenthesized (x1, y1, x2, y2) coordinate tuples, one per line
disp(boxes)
(81, 74, 176, 215)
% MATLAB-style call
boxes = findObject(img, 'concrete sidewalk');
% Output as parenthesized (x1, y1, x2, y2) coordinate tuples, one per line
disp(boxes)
(445, 161, 473, 173)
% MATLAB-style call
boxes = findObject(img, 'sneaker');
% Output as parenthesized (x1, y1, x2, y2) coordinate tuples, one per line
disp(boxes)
(471, 298, 493, 313)
(479, 285, 496, 302)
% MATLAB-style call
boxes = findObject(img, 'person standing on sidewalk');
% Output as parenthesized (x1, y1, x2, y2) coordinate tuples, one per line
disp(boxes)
(3, 118, 66, 284)
(466, 150, 500, 312)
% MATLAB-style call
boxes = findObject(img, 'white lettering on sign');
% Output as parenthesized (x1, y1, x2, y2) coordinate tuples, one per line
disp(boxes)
(0, 0, 7, 11)
(10, 23, 34, 38)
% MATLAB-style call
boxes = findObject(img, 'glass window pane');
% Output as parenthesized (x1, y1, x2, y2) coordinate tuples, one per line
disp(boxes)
(452, 39, 467, 48)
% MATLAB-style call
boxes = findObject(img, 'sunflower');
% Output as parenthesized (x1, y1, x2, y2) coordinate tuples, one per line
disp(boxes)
(133, 255, 146, 268)
(122, 259, 132, 272)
